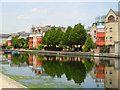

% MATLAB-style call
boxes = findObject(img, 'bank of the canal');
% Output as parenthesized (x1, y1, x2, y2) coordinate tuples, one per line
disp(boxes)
(0, 73, 27, 88)
(2, 49, 120, 58)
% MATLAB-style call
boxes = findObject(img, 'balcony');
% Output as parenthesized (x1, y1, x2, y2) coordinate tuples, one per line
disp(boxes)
(96, 41, 105, 46)
(97, 32, 105, 37)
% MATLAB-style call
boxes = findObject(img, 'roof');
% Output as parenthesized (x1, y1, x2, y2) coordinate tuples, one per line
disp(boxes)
(106, 9, 120, 19)
(0, 34, 10, 38)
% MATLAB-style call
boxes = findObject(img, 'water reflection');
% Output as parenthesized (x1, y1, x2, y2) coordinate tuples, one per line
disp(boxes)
(1, 52, 120, 88)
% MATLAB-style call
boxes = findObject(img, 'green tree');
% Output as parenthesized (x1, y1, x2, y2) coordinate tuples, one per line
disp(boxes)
(12, 36, 25, 48)
(54, 27, 64, 45)
(69, 23, 87, 48)
(62, 26, 72, 46)
(42, 27, 56, 46)
(5, 41, 8, 47)
(25, 36, 29, 45)
(84, 37, 95, 52)
(38, 44, 44, 50)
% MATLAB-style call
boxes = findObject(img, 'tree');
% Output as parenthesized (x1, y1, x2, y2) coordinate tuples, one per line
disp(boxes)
(5, 41, 8, 47)
(12, 36, 25, 48)
(62, 26, 72, 46)
(42, 27, 57, 46)
(25, 36, 29, 45)
(84, 37, 95, 52)
(54, 27, 64, 45)
(69, 23, 87, 48)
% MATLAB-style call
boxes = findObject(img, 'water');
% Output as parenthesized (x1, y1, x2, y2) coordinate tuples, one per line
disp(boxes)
(0, 51, 120, 88)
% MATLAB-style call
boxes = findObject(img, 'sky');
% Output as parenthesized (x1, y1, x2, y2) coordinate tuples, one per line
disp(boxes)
(1, 1, 119, 34)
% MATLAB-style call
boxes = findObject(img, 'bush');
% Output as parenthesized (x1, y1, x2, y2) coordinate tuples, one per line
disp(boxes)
(100, 46, 109, 53)
(84, 37, 95, 52)
(45, 46, 63, 51)
(38, 44, 44, 50)
(6, 46, 14, 49)
(23, 44, 29, 50)
(29, 47, 38, 50)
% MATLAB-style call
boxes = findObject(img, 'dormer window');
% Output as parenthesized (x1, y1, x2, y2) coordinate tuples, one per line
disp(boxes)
(108, 15, 115, 22)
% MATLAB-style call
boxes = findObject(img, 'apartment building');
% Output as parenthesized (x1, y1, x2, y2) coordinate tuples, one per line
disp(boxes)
(30, 25, 66, 36)
(29, 34, 43, 48)
(0, 34, 10, 48)
(105, 9, 120, 53)
(90, 15, 106, 53)
(90, 9, 120, 54)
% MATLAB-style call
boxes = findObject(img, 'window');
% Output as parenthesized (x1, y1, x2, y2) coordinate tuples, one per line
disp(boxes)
(106, 28, 107, 31)
(109, 79, 112, 84)
(110, 28, 112, 32)
(108, 15, 115, 22)
(110, 37, 112, 41)
(110, 70, 112, 74)
(106, 37, 107, 40)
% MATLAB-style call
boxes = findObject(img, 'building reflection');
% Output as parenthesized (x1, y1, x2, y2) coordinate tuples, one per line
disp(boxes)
(0, 51, 8, 64)
(90, 58, 120, 88)
(29, 54, 44, 76)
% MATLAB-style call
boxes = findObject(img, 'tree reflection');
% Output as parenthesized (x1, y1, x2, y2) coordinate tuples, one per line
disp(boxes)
(42, 57, 94, 85)
(11, 54, 29, 65)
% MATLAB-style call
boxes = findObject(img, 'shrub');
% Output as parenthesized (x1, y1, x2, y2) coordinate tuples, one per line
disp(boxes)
(23, 44, 29, 50)
(38, 44, 44, 50)
(44, 46, 63, 51)
(29, 47, 38, 50)
(84, 37, 95, 52)
(6, 46, 14, 49)
(100, 46, 109, 53)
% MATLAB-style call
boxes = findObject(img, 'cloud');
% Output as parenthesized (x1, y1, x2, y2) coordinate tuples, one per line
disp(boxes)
(16, 15, 30, 20)
(31, 8, 48, 13)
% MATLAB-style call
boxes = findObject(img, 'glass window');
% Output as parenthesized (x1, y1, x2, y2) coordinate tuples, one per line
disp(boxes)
(110, 70, 112, 74)
(108, 15, 115, 22)
(110, 37, 112, 41)
(110, 28, 112, 32)
(109, 79, 112, 84)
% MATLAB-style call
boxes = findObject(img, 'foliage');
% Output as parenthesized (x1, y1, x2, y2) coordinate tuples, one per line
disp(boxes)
(42, 56, 94, 85)
(38, 44, 44, 50)
(54, 28, 64, 45)
(12, 36, 25, 49)
(42, 27, 56, 45)
(25, 37, 29, 45)
(38, 54, 44, 60)
(29, 47, 38, 50)
(5, 41, 8, 47)
(62, 26, 72, 46)
(100, 46, 109, 53)
(84, 58, 95, 72)
(23, 44, 29, 50)
(11, 53, 29, 65)
(44, 46, 63, 51)
(6, 46, 14, 49)
(84, 37, 95, 52)
(69, 23, 87, 46)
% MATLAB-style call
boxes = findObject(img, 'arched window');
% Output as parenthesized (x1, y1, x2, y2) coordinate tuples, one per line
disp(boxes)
(108, 15, 115, 22)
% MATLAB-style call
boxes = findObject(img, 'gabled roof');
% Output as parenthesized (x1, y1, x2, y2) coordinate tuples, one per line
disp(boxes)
(106, 9, 120, 18)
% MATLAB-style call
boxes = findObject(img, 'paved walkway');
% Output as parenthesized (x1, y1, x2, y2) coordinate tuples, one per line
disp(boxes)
(0, 73, 27, 89)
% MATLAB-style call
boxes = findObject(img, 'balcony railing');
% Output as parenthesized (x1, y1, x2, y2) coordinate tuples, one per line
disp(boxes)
(96, 41, 105, 46)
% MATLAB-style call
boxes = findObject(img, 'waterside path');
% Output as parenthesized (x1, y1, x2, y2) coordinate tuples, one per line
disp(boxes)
(2, 49, 120, 58)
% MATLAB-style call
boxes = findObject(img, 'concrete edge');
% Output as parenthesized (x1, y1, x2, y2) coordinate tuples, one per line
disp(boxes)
(0, 73, 27, 88)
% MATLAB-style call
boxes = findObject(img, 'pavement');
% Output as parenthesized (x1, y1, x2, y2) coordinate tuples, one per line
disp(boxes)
(0, 73, 27, 89)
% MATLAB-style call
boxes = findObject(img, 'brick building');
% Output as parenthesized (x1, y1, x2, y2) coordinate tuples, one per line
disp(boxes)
(29, 34, 43, 48)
